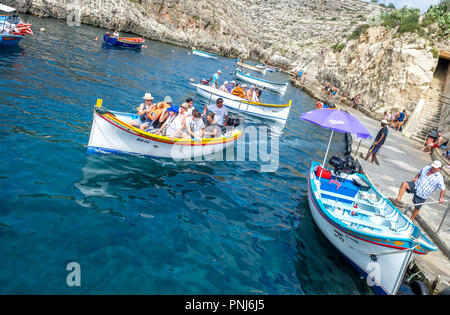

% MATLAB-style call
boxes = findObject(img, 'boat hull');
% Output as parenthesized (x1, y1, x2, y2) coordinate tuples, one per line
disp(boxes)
(191, 83, 291, 123)
(87, 108, 241, 159)
(192, 49, 218, 60)
(235, 70, 288, 94)
(103, 35, 144, 49)
(0, 34, 23, 46)
(236, 60, 266, 75)
(307, 162, 417, 295)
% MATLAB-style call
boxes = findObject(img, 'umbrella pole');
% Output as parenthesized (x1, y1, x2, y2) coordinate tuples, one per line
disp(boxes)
(322, 130, 334, 167)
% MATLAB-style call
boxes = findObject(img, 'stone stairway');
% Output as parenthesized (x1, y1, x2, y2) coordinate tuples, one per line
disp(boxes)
(410, 66, 446, 143)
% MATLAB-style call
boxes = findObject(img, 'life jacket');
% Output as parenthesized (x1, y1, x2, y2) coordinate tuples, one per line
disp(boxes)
(147, 107, 164, 121)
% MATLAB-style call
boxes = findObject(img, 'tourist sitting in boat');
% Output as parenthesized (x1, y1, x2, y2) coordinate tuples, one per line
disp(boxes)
(203, 97, 228, 126)
(129, 93, 154, 128)
(219, 81, 228, 92)
(141, 101, 170, 132)
(246, 85, 254, 101)
(231, 83, 246, 99)
(252, 88, 262, 102)
(203, 113, 222, 138)
(156, 105, 184, 137)
(185, 97, 194, 116)
(112, 30, 119, 37)
(316, 101, 324, 109)
(184, 109, 205, 140)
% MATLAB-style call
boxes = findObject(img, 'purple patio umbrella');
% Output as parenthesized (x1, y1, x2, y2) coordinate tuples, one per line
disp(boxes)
(300, 108, 371, 166)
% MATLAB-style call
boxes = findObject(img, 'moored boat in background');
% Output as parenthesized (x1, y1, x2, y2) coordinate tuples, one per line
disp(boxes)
(192, 48, 219, 60)
(235, 59, 267, 75)
(103, 33, 145, 49)
(0, 4, 33, 47)
(234, 69, 288, 94)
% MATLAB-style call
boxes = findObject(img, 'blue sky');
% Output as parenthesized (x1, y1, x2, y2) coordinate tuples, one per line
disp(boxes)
(366, 0, 441, 12)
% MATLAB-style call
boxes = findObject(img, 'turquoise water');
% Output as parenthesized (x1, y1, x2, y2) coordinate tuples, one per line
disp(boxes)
(0, 16, 371, 294)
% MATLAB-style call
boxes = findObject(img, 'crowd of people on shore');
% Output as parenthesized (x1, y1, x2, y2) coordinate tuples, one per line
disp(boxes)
(128, 92, 230, 141)
(208, 70, 264, 102)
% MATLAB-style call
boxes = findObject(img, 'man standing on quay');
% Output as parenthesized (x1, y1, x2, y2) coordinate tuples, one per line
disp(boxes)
(391, 161, 446, 221)
(365, 119, 388, 163)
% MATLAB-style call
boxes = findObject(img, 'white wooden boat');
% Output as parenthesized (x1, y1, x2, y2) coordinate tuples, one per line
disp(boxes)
(235, 59, 266, 75)
(307, 161, 437, 295)
(235, 69, 288, 94)
(87, 100, 242, 159)
(192, 48, 218, 60)
(190, 83, 291, 123)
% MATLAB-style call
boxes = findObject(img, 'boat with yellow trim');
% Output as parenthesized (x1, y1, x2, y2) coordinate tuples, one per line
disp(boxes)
(235, 59, 266, 75)
(87, 99, 243, 159)
(190, 83, 291, 123)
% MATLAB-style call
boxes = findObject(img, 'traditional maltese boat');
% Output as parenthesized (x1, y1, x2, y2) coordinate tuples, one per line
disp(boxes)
(235, 59, 266, 75)
(192, 48, 219, 60)
(0, 4, 33, 47)
(103, 33, 145, 49)
(308, 161, 437, 295)
(87, 100, 242, 159)
(190, 83, 291, 123)
(235, 69, 288, 94)
(301, 109, 437, 295)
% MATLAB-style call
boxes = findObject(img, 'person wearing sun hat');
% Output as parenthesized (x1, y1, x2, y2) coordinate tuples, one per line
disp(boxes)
(391, 160, 446, 220)
(364, 119, 388, 163)
(129, 93, 155, 128)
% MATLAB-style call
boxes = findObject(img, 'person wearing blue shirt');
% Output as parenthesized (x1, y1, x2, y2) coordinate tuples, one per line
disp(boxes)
(395, 110, 407, 131)
(365, 120, 388, 163)
(211, 70, 222, 89)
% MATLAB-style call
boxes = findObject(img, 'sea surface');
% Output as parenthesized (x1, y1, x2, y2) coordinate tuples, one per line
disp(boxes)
(0, 16, 371, 294)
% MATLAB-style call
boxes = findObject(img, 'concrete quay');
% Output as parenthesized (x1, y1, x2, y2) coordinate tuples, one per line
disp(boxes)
(292, 78, 450, 294)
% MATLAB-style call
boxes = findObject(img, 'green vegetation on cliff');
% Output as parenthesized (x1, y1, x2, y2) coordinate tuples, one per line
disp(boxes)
(380, 1, 449, 38)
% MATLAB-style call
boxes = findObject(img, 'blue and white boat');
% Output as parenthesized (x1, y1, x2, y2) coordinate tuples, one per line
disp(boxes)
(192, 48, 218, 60)
(235, 59, 266, 75)
(189, 83, 292, 123)
(234, 69, 288, 94)
(307, 161, 437, 295)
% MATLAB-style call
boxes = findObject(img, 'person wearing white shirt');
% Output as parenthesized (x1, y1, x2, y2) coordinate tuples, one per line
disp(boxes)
(392, 160, 446, 220)
(203, 97, 228, 126)
(184, 109, 204, 140)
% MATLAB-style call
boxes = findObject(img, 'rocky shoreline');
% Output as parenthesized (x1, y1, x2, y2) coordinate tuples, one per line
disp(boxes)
(6, 0, 450, 116)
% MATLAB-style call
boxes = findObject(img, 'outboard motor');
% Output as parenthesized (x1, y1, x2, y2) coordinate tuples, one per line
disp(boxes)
(328, 156, 346, 175)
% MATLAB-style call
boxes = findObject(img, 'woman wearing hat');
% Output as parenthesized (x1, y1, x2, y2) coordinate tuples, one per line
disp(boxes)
(129, 93, 155, 128)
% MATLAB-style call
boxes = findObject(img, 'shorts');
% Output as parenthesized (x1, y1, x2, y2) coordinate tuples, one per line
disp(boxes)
(367, 142, 382, 155)
(405, 181, 426, 210)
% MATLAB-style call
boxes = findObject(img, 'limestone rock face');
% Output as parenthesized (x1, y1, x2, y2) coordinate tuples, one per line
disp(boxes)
(5, 0, 448, 113)
(298, 27, 442, 114)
